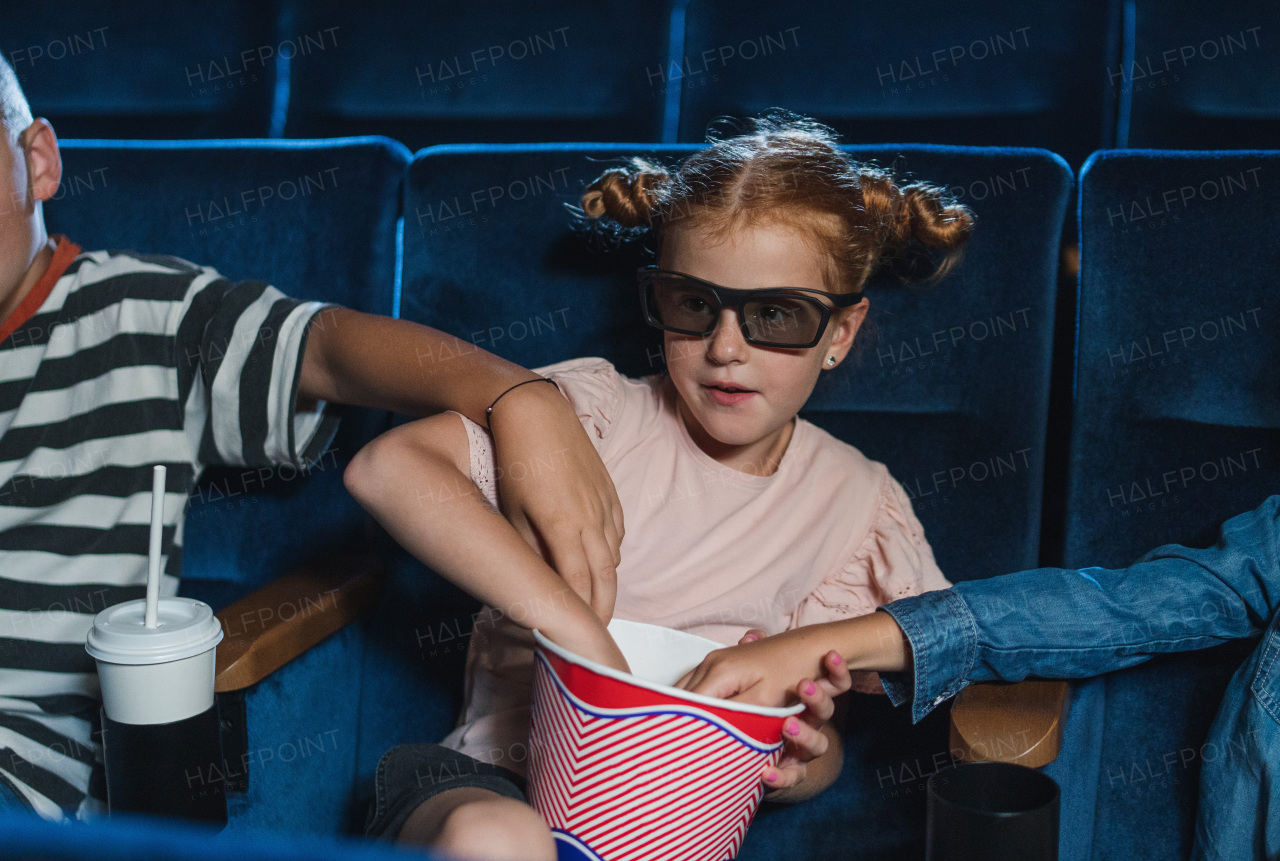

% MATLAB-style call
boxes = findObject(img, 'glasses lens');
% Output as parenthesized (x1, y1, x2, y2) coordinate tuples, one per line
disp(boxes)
(648, 277, 720, 333)
(743, 296, 824, 345)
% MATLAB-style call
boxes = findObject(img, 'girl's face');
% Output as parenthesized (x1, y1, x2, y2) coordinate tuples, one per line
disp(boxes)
(659, 219, 868, 475)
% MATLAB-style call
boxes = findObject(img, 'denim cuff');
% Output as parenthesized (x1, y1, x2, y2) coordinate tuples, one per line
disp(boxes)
(879, 588, 979, 723)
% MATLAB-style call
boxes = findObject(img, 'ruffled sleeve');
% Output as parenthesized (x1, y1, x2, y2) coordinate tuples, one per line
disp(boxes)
(789, 471, 951, 693)
(534, 357, 627, 449)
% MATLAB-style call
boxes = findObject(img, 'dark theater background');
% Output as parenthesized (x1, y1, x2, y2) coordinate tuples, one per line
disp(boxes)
(3, 2, 1278, 860)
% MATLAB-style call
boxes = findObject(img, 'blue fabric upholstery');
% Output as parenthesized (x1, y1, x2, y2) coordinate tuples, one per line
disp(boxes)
(44, 139, 409, 834)
(372, 142, 1072, 859)
(1067, 151, 1279, 572)
(677, 1, 1120, 167)
(281, 1, 672, 150)
(0, 808, 434, 861)
(1065, 150, 1280, 859)
(221, 625, 368, 835)
(48, 138, 408, 599)
(1118, 2, 1280, 149)
(1043, 678, 1106, 861)
(2, 3, 281, 138)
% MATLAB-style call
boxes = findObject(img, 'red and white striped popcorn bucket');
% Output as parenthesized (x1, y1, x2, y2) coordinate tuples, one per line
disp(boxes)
(529, 620, 804, 861)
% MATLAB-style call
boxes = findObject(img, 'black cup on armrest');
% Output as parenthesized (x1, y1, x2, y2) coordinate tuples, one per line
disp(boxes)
(927, 761, 1059, 861)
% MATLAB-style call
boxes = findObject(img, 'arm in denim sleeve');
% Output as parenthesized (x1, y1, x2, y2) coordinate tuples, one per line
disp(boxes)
(879, 495, 1280, 723)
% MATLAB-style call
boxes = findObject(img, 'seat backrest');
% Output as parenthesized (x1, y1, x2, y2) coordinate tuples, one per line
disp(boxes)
(1066, 150, 1279, 568)
(1118, 2, 1280, 149)
(282, 0, 673, 149)
(1064, 148, 1280, 861)
(47, 138, 410, 604)
(351, 142, 1071, 796)
(0, 806, 428, 861)
(2, 2, 282, 138)
(677, 0, 1120, 167)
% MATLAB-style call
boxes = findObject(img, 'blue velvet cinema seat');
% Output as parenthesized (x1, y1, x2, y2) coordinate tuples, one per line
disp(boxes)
(369, 142, 1073, 859)
(1116, 1, 1280, 150)
(280, 0, 672, 150)
(2, 2, 282, 139)
(1064, 150, 1280, 860)
(44, 138, 410, 835)
(0, 805, 431, 861)
(675, 0, 1120, 168)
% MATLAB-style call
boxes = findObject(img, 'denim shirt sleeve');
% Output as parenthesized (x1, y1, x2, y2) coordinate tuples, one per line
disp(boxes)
(879, 494, 1280, 724)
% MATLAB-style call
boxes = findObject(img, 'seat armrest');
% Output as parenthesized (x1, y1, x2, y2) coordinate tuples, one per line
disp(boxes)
(213, 552, 384, 692)
(949, 680, 1069, 768)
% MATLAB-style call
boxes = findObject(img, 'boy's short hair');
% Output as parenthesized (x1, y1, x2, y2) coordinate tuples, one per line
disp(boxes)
(0, 56, 34, 143)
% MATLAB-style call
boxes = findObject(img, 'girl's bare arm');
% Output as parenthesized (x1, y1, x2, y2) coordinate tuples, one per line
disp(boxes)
(344, 412, 628, 671)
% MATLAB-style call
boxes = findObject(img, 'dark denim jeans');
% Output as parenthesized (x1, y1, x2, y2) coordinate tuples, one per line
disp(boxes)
(881, 495, 1280, 860)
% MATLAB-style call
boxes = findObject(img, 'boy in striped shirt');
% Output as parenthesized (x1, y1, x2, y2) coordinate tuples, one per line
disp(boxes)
(0, 58, 623, 820)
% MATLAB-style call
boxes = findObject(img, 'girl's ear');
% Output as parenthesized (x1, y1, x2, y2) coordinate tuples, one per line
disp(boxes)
(21, 119, 62, 204)
(825, 297, 869, 367)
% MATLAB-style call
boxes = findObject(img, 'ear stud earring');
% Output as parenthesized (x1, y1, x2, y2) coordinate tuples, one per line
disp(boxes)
(826, 356, 837, 366)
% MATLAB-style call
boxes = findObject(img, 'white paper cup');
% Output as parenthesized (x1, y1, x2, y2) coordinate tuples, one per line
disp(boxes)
(86, 598, 224, 725)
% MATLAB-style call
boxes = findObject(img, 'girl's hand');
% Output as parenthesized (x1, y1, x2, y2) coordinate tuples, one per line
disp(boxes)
(489, 382, 625, 622)
(540, 608, 631, 675)
(761, 659, 849, 798)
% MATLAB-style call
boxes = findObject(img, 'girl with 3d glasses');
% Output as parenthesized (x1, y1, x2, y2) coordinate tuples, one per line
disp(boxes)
(344, 115, 972, 860)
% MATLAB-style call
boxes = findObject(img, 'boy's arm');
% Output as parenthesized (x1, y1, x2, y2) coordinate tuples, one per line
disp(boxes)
(299, 306, 624, 619)
(298, 306, 548, 418)
(343, 410, 628, 671)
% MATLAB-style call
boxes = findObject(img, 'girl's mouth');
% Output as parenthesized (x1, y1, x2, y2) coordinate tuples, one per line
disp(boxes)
(704, 383, 757, 406)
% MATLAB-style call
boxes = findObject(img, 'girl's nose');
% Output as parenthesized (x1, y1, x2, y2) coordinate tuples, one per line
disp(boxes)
(706, 308, 747, 364)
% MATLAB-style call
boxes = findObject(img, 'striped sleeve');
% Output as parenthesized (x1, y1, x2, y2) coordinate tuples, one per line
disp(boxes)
(174, 275, 339, 469)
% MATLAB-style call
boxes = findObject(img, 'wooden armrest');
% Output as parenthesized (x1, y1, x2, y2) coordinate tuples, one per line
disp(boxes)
(213, 552, 383, 693)
(949, 680, 1069, 768)
(1060, 244, 1080, 281)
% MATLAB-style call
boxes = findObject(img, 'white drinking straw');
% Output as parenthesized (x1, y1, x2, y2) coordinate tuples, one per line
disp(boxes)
(144, 465, 166, 628)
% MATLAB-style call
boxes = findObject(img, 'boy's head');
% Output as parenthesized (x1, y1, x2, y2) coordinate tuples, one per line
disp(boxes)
(0, 55, 62, 322)
(0, 55, 35, 143)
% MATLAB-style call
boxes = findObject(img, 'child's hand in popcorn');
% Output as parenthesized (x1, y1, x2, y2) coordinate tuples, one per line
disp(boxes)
(540, 609, 630, 674)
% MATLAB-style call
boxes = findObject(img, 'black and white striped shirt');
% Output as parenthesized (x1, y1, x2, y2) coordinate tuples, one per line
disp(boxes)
(0, 243, 337, 820)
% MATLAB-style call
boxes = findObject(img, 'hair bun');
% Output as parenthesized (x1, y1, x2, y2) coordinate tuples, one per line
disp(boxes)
(580, 159, 671, 229)
(899, 184, 973, 252)
(856, 171, 973, 281)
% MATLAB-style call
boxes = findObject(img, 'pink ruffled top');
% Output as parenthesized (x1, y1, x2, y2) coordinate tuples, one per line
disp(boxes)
(441, 358, 950, 774)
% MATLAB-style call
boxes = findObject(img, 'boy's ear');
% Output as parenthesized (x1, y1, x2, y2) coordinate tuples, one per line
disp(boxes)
(20, 119, 62, 203)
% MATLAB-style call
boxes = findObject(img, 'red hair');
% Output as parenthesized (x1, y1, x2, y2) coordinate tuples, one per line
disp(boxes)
(580, 115, 973, 292)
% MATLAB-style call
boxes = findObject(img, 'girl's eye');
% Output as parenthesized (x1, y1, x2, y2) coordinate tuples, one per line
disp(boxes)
(755, 303, 805, 329)
(676, 294, 712, 315)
